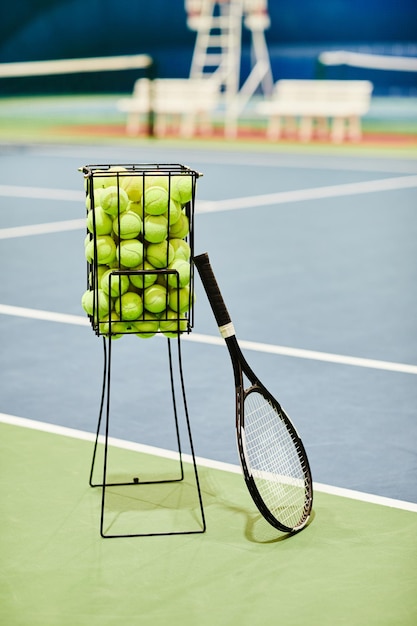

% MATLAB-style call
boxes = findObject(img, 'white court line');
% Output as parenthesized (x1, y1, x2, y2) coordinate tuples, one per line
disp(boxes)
(0, 304, 89, 326)
(197, 174, 417, 213)
(1, 411, 416, 513)
(0, 185, 83, 201)
(184, 332, 417, 375)
(0, 218, 85, 239)
(1, 174, 417, 239)
(0, 303, 416, 375)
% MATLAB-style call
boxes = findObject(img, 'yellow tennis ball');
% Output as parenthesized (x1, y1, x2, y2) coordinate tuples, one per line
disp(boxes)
(101, 269, 130, 297)
(170, 175, 193, 205)
(86, 206, 113, 236)
(89, 264, 108, 289)
(85, 187, 104, 211)
(99, 312, 127, 339)
(169, 212, 189, 239)
(166, 200, 182, 226)
(170, 238, 191, 261)
(143, 284, 167, 313)
(128, 201, 143, 218)
(120, 175, 144, 203)
(129, 261, 159, 289)
(81, 288, 112, 321)
(159, 308, 188, 337)
(146, 240, 174, 268)
(114, 291, 143, 321)
(132, 312, 159, 338)
(113, 210, 142, 239)
(93, 173, 118, 191)
(85, 235, 117, 265)
(93, 166, 127, 191)
(167, 259, 191, 288)
(168, 286, 193, 313)
(143, 214, 168, 243)
(144, 173, 169, 191)
(100, 186, 130, 216)
(117, 239, 144, 267)
(143, 186, 169, 216)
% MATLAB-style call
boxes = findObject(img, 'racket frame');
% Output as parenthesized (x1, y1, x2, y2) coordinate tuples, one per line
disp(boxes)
(194, 252, 313, 533)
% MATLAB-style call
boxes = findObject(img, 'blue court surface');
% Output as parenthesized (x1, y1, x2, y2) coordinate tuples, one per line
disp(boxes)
(1, 142, 416, 500)
(1, 140, 417, 625)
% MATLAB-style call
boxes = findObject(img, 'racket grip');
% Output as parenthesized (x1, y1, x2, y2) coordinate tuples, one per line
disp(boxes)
(193, 253, 232, 330)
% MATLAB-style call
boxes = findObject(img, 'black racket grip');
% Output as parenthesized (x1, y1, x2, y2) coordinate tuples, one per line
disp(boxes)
(193, 253, 232, 329)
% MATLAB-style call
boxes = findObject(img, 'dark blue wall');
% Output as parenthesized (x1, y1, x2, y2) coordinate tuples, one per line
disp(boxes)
(1, 1, 416, 95)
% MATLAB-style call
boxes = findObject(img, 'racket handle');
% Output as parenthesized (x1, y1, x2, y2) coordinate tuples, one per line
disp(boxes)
(193, 253, 233, 330)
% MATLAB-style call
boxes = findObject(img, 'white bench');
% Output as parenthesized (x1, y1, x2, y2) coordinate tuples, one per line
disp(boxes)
(117, 77, 219, 137)
(256, 79, 373, 142)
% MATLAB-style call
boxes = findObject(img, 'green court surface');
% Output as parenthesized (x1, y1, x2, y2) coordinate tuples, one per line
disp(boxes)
(1, 420, 416, 626)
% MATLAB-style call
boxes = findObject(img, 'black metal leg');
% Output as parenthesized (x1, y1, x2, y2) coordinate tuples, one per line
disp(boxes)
(90, 335, 206, 538)
(89, 337, 107, 488)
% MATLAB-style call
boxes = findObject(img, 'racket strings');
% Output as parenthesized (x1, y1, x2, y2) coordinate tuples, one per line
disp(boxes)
(243, 391, 310, 529)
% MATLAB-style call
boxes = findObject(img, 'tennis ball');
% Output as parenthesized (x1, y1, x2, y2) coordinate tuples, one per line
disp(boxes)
(168, 286, 192, 313)
(100, 186, 130, 216)
(144, 173, 169, 191)
(93, 166, 127, 191)
(143, 214, 168, 243)
(146, 240, 174, 268)
(159, 309, 188, 337)
(85, 187, 104, 211)
(169, 212, 189, 239)
(143, 284, 167, 313)
(89, 264, 108, 289)
(120, 175, 144, 203)
(170, 175, 193, 205)
(113, 210, 142, 239)
(129, 261, 159, 290)
(167, 259, 191, 288)
(100, 312, 127, 339)
(166, 199, 181, 226)
(117, 239, 144, 267)
(128, 201, 143, 218)
(143, 186, 169, 215)
(81, 288, 112, 320)
(132, 312, 159, 338)
(170, 238, 191, 261)
(86, 206, 113, 235)
(85, 235, 117, 265)
(155, 272, 168, 286)
(93, 175, 117, 191)
(114, 291, 143, 321)
(101, 269, 130, 297)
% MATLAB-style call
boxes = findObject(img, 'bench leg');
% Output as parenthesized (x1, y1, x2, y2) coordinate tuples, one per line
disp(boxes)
(155, 114, 168, 137)
(126, 112, 142, 136)
(180, 113, 196, 138)
(299, 116, 313, 142)
(331, 117, 346, 143)
(266, 115, 282, 140)
(347, 116, 362, 141)
(284, 116, 297, 136)
(198, 112, 212, 136)
(316, 116, 329, 139)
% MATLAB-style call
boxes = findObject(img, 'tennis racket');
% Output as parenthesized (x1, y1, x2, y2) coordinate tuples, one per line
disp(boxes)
(194, 252, 313, 533)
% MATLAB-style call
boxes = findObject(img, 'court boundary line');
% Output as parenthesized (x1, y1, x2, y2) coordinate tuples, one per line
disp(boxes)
(0, 218, 85, 239)
(1, 173, 416, 239)
(1, 411, 416, 513)
(1, 302, 416, 375)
